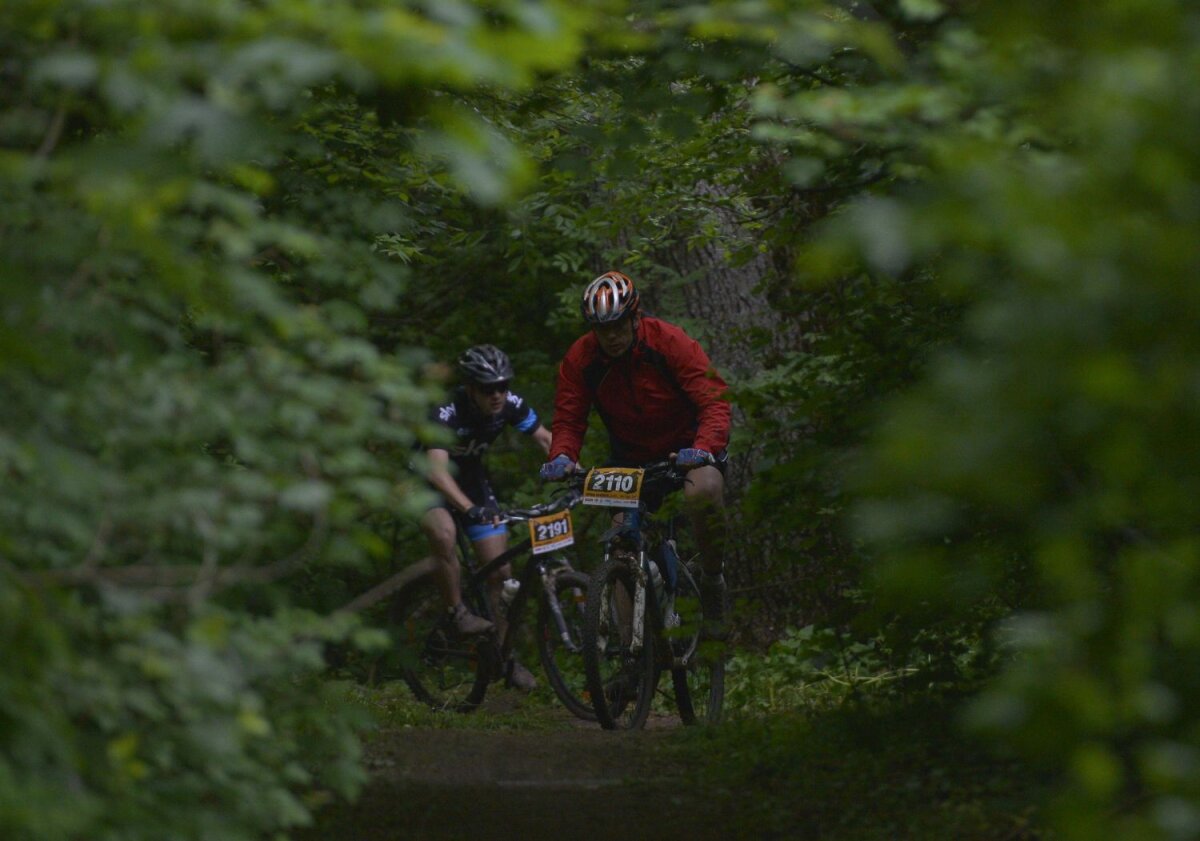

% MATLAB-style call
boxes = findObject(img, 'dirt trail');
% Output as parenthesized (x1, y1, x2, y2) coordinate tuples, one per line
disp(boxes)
(302, 701, 748, 841)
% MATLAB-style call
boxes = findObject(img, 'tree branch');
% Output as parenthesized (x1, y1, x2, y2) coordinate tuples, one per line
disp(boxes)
(25, 511, 330, 602)
(35, 105, 68, 160)
(334, 558, 434, 615)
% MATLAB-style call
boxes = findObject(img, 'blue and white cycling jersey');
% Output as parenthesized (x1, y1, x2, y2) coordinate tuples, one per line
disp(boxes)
(422, 386, 540, 522)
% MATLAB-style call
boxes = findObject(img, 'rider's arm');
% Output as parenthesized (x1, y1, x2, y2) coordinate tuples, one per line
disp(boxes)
(531, 424, 552, 454)
(506, 394, 552, 455)
(424, 448, 476, 515)
(549, 345, 592, 461)
(665, 328, 732, 455)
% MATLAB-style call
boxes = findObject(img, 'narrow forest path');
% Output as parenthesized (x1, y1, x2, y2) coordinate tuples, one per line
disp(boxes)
(301, 695, 756, 841)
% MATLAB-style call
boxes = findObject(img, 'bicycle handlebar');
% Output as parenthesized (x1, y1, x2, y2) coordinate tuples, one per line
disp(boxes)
(545, 459, 692, 500)
(639, 459, 688, 483)
(497, 485, 585, 525)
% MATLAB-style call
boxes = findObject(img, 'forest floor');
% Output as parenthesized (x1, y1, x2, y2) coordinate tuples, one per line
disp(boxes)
(299, 690, 747, 841)
(300, 681, 1046, 841)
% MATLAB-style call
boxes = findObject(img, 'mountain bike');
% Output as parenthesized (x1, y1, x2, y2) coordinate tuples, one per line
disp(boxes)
(388, 483, 593, 717)
(577, 461, 726, 730)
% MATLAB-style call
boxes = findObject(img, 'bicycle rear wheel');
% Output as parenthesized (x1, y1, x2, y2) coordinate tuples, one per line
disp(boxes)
(583, 552, 658, 730)
(536, 568, 595, 721)
(390, 571, 493, 712)
(669, 560, 725, 725)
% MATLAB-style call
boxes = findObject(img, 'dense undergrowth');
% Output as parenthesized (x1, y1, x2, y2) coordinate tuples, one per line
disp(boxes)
(673, 696, 1045, 841)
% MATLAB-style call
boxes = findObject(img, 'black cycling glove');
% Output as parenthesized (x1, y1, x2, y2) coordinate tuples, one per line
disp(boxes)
(464, 505, 500, 525)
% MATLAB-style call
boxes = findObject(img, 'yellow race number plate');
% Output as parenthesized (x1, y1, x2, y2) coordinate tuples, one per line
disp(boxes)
(528, 509, 575, 555)
(581, 467, 645, 509)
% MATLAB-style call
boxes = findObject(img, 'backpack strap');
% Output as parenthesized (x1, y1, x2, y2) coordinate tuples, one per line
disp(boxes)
(637, 341, 693, 406)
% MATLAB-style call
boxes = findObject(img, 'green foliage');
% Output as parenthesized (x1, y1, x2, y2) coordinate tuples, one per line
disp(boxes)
(6, 0, 1193, 837)
(608, 2, 1200, 836)
(1, 1, 594, 838)
(748, 1, 1200, 837)
(723, 625, 893, 715)
(0, 580, 371, 840)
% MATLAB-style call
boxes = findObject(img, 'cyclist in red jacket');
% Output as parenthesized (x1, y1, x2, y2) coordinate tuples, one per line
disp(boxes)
(540, 270, 731, 629)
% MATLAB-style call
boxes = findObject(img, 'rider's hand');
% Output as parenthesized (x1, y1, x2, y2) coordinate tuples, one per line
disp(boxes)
(539, 454, 576, 481)
(674, 448, 715, 468)
(464, 505, 500, 526)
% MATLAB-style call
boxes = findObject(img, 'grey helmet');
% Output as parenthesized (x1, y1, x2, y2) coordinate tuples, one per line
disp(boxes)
(457, 344, 514, 385)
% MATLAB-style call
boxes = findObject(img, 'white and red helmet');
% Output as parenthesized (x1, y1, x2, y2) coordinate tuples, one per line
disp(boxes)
(580, 270, 639, 324)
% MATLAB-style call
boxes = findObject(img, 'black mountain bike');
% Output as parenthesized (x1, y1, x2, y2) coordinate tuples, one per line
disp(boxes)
(578, 461, 726, 730)
(388, 485, 593, 717)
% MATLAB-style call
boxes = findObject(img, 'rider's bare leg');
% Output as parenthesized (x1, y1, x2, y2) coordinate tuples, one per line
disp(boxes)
(419, 507, 463, 609)
(682, 464, 727, 578)
(684, 464, 730, 639)
(471, 533, 510, 638)
(419, 507, 493, 634)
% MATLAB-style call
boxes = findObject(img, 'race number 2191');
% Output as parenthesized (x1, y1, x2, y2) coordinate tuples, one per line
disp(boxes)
(528, 510, 574, 555)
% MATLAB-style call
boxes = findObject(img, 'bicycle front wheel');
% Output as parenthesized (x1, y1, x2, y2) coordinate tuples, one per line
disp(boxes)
(582, 552, 658, 730)
(669, 561, 725, 725)
(390, 571, 493, 712)
(536, 568, 595, 721)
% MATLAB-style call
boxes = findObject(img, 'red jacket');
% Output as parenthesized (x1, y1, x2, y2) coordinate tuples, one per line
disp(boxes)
(550, 316, 731, 464)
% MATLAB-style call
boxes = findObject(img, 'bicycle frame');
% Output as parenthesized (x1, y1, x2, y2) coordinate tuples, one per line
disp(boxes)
(578, 461, 724, 728)
(452, 499, 584, 667)
(389, 480, 596, 717)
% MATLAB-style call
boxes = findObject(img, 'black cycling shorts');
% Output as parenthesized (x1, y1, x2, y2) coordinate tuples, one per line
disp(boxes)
(426, 478, 506, 542)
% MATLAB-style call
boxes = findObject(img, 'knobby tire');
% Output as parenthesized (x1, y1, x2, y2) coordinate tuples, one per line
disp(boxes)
(669, 560, 725, 725)
(583, 553, 658, 730)
(536, 569, 595, 721)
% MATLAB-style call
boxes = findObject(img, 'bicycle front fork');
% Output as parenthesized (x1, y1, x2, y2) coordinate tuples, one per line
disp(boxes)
(540, 557, 583, 653)
(606, 550, 648, 655)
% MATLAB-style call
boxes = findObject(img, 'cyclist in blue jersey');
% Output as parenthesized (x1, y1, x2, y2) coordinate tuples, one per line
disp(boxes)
(417, 345, 551, 691)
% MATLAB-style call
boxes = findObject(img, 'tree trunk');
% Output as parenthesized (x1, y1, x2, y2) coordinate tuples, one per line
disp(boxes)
(643, 180, 809, 618)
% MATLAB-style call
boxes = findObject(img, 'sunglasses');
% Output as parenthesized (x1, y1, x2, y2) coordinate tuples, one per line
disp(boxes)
(477, 381, 510, 396)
